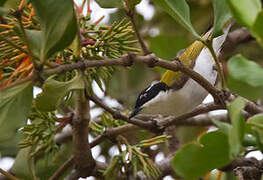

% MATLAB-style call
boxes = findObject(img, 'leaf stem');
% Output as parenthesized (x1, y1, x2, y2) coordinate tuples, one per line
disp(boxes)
(202, 39, 226, 90)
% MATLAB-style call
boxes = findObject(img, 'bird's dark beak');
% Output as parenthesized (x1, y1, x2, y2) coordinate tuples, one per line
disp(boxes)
(129, 108, 141, 119)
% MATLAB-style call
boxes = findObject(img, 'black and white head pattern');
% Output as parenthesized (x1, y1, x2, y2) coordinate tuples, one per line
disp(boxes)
(129, 81, 170, 118)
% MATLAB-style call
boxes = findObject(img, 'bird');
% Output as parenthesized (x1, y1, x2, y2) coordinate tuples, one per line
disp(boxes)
(129, 24, 232, 119)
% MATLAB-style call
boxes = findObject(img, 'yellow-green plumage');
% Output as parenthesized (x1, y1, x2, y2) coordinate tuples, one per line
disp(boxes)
(161, 34, 209, 87)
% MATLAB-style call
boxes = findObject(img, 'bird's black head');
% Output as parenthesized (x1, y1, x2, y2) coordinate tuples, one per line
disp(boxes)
(129, 81, 170, 119)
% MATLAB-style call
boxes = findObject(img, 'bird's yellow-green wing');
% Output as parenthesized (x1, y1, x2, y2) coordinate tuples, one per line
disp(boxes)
(161, 33, 211, 87)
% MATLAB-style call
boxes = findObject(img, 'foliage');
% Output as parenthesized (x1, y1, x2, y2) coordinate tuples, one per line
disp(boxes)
(19, 105, 59, 157)
(104, 135, 170, 179)
(0, 0, 263, 180)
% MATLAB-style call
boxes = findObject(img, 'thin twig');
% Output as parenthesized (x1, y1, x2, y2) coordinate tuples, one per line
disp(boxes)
(123, 0, 150, 55)
(157, 102, 225, 127)
(87, 94, 157, 131)
(205, 40, 226, 90)
(128, 14, 150, 55)
(48, 156, 74, 180)
(0, 168, 19, 180)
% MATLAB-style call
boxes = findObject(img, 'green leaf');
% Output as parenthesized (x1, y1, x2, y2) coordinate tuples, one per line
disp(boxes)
(10, 148, 34, 180)
(212, 0, 232, 37)
(25, 30, 42, 58)
(95, 0, 123, 8)
(251, 11, 263, 46)
(227, 54, 263, 100)
(0, 0, 7, 6)
(227, 75, 263, 101)
(172, 130, 231, 179)
(35, 73, 85, 112)
(152, 0, 200, 38)
(0, 132, 23, 157)
(31, 0, 78, 61)
(227, 97, 245, 158)
(0, 82, 33, 141)
(226, 0, 261, 27)
(212, 119, 231, 135)
(247, 114, 263, 130)
(247, 114, 263, 151)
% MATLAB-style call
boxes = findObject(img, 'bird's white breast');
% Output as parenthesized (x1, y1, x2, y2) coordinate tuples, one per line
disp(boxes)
(140, 33, 228, 116)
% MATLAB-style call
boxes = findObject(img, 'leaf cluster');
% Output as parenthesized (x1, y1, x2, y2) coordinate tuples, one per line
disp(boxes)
(19, 105, 59, 158)
(104, 135, 170, 179)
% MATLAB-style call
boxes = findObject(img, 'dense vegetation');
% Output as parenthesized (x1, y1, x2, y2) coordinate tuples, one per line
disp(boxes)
(1, 0, 263, 179)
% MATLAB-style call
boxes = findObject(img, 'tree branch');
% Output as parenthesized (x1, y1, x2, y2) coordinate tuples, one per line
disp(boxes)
(44, 53, 223, 105)
(71, 91, 95, 178)
(126, 9, 151, 55)
(157, 102, 225, 127)
(87, 94, 158, 132)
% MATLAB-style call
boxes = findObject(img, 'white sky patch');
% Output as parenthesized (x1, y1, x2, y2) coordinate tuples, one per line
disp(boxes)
(109, 145, 119, 157)
(150, 145, 158, 150)
(155, 152, 165, 162)
(91, 145, 101, 159)
(0, 157, 14, 171)
(163, 175, 175, 180)
(136, 0, 154, 20)
(97, 155, 106, 163)
(33, 86, 42, 98)
(79, 177, 95, 180)
(90, 108, 103, 119)
(92, 81, 104, 98)
(76, 0, 117, 24)
(149, 27, 160, 37)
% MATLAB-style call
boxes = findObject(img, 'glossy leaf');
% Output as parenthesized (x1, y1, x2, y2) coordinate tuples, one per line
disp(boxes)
(0, 132, 23, 157)
(227, 54, 263, 100)
(152, 0, 200, 38)
(227, 75, 263, 101)
(35, 73, 85, 112)
(10, 148, 34, 179)
(25, 30, 42, 58)
(212, 0, 232, 37)
(252, 11, 263, 46)
(95, 0, 123, 8)
(32, 0, 78, 61)
(226, 0, 261, 27)
(227, 97, 245, 158)
(247, 114, 263, 130)
(0, 82, 33, 141)
(247, 114, 263, 151)
(172, 131, 231, 179)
